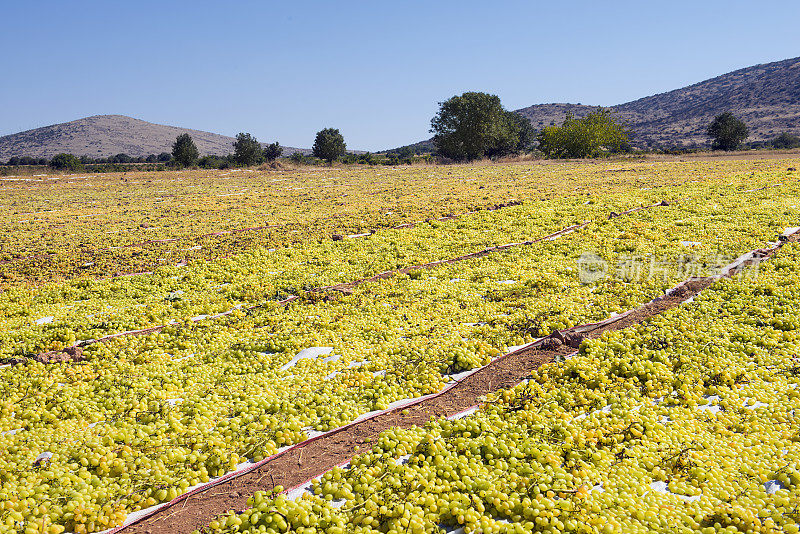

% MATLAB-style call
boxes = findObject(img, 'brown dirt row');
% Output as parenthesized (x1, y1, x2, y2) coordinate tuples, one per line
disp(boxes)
(118, 229, 798, 534)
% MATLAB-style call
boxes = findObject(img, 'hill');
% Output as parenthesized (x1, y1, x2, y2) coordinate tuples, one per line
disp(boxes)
(0, 115, 309, 160)
(392, 56, 800, 152)
(517, 56, 800, 149)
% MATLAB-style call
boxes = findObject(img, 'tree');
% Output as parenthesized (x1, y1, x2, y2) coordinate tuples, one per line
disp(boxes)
(233, 133, 264, 166)
(263, 141, 283, 162)
(49, 153, 84, 171)
(158, 152, 173, 162)
(537, 109, 630, 158)
(312, 128, 346, 163)
(771, 132, 800, 149)
(510, 112, 536, 153)
(172, 134, 199, 167)
(430, 92, 528, 161)
(706, 112, 749, 151)
(397, 146, 415, 160)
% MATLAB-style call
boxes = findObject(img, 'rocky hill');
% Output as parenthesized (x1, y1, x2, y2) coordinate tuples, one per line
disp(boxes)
(0, 115, 308, 160)
(515, 56, 800, 149)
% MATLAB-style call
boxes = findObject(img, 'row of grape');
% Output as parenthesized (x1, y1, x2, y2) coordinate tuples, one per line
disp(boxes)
(3, 176, 796, 362)
(207, 243, 800, 534)
(2, 161, 792, 283)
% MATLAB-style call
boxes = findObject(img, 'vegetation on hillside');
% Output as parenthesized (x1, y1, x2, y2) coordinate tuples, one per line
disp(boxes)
(772, 132, 800, 149)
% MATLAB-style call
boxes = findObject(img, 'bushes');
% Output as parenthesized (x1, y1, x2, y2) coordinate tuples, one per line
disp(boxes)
(430, 92, 530, 161)
(233, 133, 264, 166)
(198, 155, 232, 169)
(49, 153, 84, 171)
(771, 132, 800, 149)
(537, 109, 630, 159)
(312, 128, 347, 163)
(263, 142, 282, 162)
(172, 134, 199, 167)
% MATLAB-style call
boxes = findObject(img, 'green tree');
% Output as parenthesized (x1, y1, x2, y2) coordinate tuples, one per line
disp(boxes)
(49, 153, 84, 171)
(233, 133, 264, 166)
(771, 132, 800, 149)
(263, 141, 283, 162)
(312, 128, 346, 163)
(172, 134, 199, 167)
(510, 112, 536, 153)
(537, 109, 630, 158)
(706, 112, 749, 151)
(430, 92, 526, 161)
(397, 146, 414, 160)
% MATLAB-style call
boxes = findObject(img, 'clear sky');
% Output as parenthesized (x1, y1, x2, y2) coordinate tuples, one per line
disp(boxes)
(1, 0, 799, 151)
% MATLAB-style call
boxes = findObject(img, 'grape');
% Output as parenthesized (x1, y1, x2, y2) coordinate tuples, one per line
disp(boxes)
(2, 160, 799, 532)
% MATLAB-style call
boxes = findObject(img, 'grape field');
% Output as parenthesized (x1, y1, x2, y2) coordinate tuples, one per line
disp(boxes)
(1, 160, 799, 534)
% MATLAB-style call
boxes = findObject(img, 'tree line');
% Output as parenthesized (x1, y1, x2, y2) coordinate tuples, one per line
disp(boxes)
(4, 96, 799, 171)
(427, 92, 798, 160)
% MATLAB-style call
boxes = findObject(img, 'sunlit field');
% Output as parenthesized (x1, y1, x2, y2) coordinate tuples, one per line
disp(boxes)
(1, 159, 799, 534)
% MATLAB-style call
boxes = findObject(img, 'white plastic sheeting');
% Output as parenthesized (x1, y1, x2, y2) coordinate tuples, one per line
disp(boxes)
(280, 347, 335, 371)
(648, 481, 701, 502)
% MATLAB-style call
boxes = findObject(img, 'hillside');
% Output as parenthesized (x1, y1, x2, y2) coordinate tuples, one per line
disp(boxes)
(0, 115, 309, 159)
(392, 56, 800, 153)
(516, 56, 800, 149)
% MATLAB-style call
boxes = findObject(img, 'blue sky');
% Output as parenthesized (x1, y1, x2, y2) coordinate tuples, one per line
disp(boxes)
(1, 0, 799, 151)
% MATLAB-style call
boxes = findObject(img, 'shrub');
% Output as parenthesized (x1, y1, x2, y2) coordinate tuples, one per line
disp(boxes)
(49, 153, 84, 171)
(771, 132, 800, 149)
(233, 133, 264, 166)
(430, 92, 526, 161)
(263, 142, 283, 162)
(538, 109, 630, 158)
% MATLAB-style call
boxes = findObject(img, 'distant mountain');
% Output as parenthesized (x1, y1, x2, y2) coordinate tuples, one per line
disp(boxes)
(0, 115, 310, 160)
(392, 56, 800, 152)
